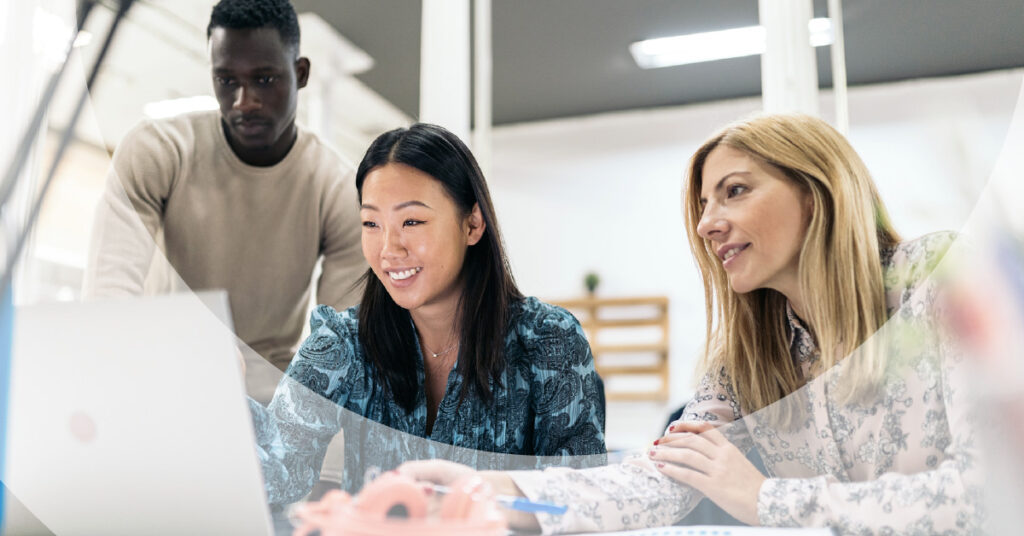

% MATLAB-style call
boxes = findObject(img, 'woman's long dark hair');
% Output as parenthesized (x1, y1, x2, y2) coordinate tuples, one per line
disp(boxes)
(355, 123, 523, 413)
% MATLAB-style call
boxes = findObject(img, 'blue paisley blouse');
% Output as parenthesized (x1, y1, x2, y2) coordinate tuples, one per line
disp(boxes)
(510, 232, 984, 535)
(249, 296, 607, 505)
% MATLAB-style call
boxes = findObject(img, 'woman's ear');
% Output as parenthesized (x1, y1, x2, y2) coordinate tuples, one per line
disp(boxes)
(465, 203, 486, 246)
(803, 190, 815, 222)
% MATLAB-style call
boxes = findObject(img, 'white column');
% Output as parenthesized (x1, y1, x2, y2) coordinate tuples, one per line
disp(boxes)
(420, 0, 471, 142)
(759, 0, 818, 115)
(472, 0, 492, 176)
(828, 0, 850, 134)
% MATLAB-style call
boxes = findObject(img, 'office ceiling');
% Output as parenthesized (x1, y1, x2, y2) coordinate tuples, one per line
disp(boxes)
(292, 0, 1024, 126)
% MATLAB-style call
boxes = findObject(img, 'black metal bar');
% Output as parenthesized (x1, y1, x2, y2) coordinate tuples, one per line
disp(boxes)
(1, 0, 137, 299)
(0, 1, 97, 213)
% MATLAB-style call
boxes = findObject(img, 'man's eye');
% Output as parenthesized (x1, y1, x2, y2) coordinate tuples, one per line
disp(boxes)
(361, 221, 377, 228)
(216, 77, 236, 86)
(256, 76, 277, 85)
(404, 220, 424, 227)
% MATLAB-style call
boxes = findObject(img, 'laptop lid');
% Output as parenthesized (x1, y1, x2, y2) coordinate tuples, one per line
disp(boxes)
(3, 291, 273, 536)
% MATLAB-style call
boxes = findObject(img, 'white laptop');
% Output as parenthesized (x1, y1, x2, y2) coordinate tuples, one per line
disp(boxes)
(3, 292, 274, 536)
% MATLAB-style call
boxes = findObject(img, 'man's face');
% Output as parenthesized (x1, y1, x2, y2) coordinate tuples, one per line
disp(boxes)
(208, 26, 308, 153)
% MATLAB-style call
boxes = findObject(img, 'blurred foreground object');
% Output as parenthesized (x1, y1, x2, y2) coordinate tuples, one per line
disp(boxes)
(290, 472, 507, 536)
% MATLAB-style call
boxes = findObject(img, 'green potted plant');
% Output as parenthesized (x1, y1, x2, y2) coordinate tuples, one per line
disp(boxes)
(584, 272, 600, 295)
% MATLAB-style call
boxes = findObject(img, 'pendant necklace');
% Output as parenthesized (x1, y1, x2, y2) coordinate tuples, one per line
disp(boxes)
(422, 338, 458, 359)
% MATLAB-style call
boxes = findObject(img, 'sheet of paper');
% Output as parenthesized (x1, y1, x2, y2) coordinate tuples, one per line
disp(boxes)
(572, 525, 834, 536)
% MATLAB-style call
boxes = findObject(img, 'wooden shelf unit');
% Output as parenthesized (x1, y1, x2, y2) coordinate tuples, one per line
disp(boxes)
(552, 295, 670, 401)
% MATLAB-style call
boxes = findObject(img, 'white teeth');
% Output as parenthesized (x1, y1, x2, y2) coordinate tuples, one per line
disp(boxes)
(724, 246, 744, 260)
(388, 268, 421, 280)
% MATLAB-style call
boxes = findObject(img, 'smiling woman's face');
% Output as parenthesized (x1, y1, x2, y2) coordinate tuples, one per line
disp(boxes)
(696, 145, 811, 299)
(359, 163, 484, 316)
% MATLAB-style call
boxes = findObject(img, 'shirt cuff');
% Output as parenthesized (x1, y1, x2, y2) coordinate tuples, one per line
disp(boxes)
(508, 468, 572, 535)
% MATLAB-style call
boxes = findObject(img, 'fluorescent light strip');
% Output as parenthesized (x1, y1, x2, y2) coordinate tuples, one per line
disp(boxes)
(630, 17, 833, 69)
(144, 96, 219, 119)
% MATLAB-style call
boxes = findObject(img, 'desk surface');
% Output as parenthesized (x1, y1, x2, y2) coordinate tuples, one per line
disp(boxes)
(573, 526, 833, 536)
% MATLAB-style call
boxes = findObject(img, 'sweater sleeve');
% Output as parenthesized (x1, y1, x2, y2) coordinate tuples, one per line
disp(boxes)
(83, 120, 178, 297)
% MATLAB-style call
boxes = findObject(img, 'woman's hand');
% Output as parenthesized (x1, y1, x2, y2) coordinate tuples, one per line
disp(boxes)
(396, 459, 477, 488)
(649, 421, 765, 526)
(396, 460, 541, 531)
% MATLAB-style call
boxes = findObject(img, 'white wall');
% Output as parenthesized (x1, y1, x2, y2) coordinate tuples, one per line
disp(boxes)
(486, 69, 1023, 450)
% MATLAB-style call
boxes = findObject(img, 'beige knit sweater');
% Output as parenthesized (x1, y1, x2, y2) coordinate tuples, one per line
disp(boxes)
(84, 110, 366, 370)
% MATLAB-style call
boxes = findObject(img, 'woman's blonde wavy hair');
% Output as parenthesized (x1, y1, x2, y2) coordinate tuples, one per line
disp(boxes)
(683, 113, 900, 418)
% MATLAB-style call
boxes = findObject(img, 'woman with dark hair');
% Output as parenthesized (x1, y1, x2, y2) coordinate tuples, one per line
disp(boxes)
(249, 123, 606, 506)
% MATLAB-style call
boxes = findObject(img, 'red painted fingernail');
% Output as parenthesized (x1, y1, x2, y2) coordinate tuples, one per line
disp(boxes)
(648, 449, 656, 457)
(669, 425, 676, 432)
(653, 439, 660, 445)
(656, 462, 665, 468)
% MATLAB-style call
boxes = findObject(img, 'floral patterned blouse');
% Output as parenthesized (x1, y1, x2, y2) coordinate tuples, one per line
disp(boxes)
(510, 232, 983, 535)
(250, 296, 607, 505)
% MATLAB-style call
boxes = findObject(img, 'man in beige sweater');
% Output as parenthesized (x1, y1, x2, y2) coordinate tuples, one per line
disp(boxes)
(83, 0, 366, 404)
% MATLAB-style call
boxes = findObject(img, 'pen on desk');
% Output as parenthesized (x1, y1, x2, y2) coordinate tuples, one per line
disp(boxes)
(429, 484, 568, 516)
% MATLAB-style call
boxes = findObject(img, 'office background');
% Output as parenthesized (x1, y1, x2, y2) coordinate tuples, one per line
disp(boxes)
(3, 0, 1023, 451)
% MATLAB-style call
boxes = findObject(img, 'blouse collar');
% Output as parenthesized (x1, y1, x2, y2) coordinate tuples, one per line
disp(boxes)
(785, 301, 818, 366)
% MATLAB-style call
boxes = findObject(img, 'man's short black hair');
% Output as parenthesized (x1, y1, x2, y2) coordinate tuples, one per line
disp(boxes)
(207, 0, 300, 50)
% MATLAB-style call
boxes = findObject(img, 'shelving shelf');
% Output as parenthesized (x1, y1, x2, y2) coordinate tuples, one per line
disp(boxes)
(552, 295, 669, 401)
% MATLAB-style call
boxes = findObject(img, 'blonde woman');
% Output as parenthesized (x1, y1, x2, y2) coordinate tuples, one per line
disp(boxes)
(395, 114, 980, 535)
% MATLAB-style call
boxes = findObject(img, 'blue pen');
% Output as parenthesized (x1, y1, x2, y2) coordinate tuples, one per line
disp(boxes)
(431, 484, 568, 516)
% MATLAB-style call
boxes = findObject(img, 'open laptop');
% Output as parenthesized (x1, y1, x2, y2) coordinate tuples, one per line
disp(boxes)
(3, 292, 273, 536)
